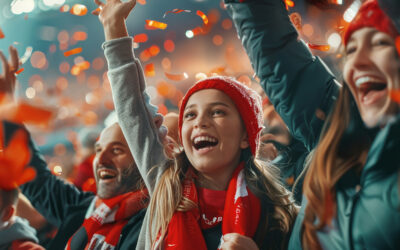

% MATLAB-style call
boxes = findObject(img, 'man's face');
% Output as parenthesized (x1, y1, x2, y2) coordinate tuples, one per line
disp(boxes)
(92, 123, 140, 199)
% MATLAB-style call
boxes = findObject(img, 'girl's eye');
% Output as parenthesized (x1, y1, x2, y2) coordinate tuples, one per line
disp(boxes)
(212, 109, 225, 116)
(373, 39, 391, 46)
(112, 148, 123, 154)
(345, 45, 356, 55)
(184, 112, 195, 119)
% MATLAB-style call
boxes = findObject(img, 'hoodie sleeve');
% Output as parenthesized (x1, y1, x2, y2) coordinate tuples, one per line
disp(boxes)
(103, 37, 167, 195)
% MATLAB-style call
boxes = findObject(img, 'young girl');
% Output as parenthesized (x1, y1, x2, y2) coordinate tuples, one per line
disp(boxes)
(94, 0, 297, 249)
(224, 0, 400, 249)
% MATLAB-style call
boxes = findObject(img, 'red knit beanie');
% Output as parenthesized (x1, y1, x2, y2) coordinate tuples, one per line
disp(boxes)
(178, 76, 263, 156)
(343, 0, 398, 46)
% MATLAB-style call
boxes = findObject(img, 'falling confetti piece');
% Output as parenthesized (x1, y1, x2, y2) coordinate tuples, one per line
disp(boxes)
(71, 61, 90, 76)
(60, 4, 70, 12)
(145, 63, 155, 77)
(0, 28, 4, 39)
(196, 10, 209, 25)
(134, 33, 148, 43)
(70, 4, 88, 16)
(145, 20, 168, 30)
(137, 0, 146, 5)
(14, 68, 24, 75)
(64, 47, 82, 57)
(389, 90, 400, 104)
(396, 36, 400, 56)
(289, 12, 302, 31)
(73, 31, 87, 41)
(0, 125, 36, 190)
(284, 0, 295, 10)
(164, 72, 188, 81)
(191, 27, 204, 36)
(164, 40, 175, 52)
(286, 176, 294, 186)
(163, 9, 191, 18)
(308, 43, 330, 52)
(19, 46, 33, 64)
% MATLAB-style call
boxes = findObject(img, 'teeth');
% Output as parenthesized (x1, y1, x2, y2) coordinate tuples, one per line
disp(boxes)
(355, 76, 383, 88)
(193, 136, 217, 144)
(99, 170, 115, 179)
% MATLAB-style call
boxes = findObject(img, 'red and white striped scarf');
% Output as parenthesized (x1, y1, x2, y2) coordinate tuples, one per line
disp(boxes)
(67, 190, 148, 250)
(158, 163, 261, 249)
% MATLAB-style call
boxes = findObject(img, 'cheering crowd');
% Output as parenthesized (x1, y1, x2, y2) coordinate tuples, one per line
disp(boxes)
(0, 0, 399, 249)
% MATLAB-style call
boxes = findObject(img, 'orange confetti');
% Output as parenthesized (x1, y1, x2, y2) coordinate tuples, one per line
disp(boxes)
(308, 43, 330, 52)
(164, 40, 175, 52)
(164, 72, 188, 81)
(149, 45, 160, 56)
(145, 20, 168, 30)
(71, 61, 90, 76)
(60, 4, 70, 12)
(191, 27, 204, 36)
(134, 33, 148, 43)
(284, 0, 295, 10)
(137, 0, 146, 5)
(0, 27, 4, 39)
(70, 4, 88, 16)
(158, 103, 168, 115)
(64, 47, 82, 57)
(14, 68, 24, 75)
(396, 36, 400, 56)
(289, 12, 302, 31)
(196, 10, 209, 25)
(145, 63, 155, 77)
(73, 31, 87, 41)
(286, 176, 294, 186)
(0, 125, 36, 190)
(11, 103, 53, 125)
(163, 8, 191, 18)
(389, 90, 400, 104)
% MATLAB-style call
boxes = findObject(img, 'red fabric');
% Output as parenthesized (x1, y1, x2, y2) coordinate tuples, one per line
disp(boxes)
(161, 163, 261, 250)
(343, 0, 398, 45)
(178, 76, 263, 156)
(66, 190, 148, 250)
(197, 187, 226, 229)
(10, 240, 44, 250)
(72, 155, 95, 190)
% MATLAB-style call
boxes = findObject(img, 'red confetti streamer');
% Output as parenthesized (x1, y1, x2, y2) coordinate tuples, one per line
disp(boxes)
(0, 125, 36, 190)
(163, 8, 191, 18)
(196, 10, 209, 25)
(145, 20, 168, 30)
(164, 72, 188, 81)
(70, 4, 88, 16)
(14, 68, 24, 75)
(191, 27, 204, 36)
(389, 90, 400, 104)
(396, 36, 400, 56)
(144, 63, 155, 77)
(0, 28, 4, 39)
(134, 33, 148, 43)
(308, 43, 330, 52)
(63, 47, 82, 57)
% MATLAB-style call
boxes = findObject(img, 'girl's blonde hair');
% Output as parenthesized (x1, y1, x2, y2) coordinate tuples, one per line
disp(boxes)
(149, 148, 298, 249)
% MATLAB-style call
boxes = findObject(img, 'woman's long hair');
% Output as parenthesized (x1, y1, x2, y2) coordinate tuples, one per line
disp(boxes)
(148, 147, 298, 249)
(302, 84, 373, 249)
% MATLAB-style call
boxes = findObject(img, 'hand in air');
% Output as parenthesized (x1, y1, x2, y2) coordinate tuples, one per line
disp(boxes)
(220, 233, 259, 250)
(0, 46, 19, 100)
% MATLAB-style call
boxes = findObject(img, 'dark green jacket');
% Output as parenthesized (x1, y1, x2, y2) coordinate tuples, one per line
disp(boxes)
(2, 121, 145, 250)
(225, 0, 400, 249)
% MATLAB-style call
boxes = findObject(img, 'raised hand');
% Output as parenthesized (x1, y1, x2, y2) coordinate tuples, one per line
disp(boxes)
(0, 46, 19, 100)
(92, 0, 136, 41)
(220, 233, 259, 250)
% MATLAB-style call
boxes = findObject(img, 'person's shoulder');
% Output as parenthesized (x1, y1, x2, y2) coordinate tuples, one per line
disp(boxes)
(10, 239, 45, 250)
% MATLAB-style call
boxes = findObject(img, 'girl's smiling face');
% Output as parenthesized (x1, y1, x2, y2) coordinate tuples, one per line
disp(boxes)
(343, 27, 400, 127)
(181, 89, 249, 189)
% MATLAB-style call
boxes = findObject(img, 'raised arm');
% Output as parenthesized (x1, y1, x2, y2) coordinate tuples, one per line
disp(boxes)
(224, 0, 339, 150)
(94, 0, 167, 194)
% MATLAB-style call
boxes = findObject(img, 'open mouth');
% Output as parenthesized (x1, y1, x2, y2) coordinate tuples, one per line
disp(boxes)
(97, 169, 117, 180)
(355, 77, 387, 105)
(192, 135, 218, 151)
